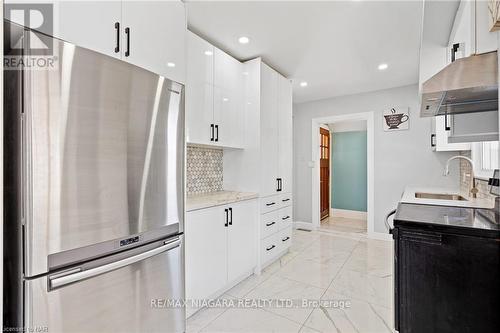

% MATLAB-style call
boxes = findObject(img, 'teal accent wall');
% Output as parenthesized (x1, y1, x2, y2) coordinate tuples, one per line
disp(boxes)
(331, 131, 367, 212)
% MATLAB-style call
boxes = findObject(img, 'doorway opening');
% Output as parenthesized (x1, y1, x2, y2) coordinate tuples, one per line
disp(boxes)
(311, 112, 374, 235)
(318, 121, 368, 234)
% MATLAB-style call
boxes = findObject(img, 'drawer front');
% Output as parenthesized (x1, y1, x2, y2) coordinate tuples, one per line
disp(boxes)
(278, 206, 293, 230)
(278, 227, 292, 252)
(260, 233, 279, 265)
(260, 195, 280, 214)
(260, 211, 279, 239)
(279, 193, 293, 208)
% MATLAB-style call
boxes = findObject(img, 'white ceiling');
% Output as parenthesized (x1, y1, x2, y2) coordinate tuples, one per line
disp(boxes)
(186, 0, 424, 104)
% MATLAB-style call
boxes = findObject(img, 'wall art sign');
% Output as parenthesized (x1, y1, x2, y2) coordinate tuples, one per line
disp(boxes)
(383, 107, 409, 131)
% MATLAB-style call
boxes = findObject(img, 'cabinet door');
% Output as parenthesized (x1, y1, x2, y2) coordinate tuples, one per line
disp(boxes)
(185, 207, 227, 302)
(5, 0, 121, 58)
(213, 48, 244, 148)
(186, 31, 214, 145)
(227, 200, 257, 282)
(122, 0, 186, 83)
(277, 74, 293, 193)
(432, 116, 471, 151)
(260, 63, 279, 196)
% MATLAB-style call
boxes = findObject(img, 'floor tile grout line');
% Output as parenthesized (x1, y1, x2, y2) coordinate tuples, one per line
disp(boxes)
(296, 237, 361, 330)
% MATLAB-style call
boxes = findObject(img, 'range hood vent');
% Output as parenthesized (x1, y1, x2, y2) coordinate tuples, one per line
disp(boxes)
(420, 51, 498, 117)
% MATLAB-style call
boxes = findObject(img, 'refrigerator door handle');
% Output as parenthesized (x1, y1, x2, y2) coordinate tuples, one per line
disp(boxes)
(49, 238, 181, 290)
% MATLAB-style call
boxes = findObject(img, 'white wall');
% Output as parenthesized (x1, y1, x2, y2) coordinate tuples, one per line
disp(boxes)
(328, 120, 367, 133)
(293, 84, 460, 233)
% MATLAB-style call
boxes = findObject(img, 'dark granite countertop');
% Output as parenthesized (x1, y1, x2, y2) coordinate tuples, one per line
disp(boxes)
(394, 203, 500, 238)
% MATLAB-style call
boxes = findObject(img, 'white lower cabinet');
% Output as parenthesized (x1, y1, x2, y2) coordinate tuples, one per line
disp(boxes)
(258, 193, 293, 268)
(186, 199, 257, 316)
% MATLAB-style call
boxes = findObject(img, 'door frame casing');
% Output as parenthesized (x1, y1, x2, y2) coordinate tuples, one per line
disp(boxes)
(311, 112, 374, 235)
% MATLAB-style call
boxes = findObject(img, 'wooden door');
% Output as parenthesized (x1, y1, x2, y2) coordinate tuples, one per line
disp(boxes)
(320, 128, 330, 220)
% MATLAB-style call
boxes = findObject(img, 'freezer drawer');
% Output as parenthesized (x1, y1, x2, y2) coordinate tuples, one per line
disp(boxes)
(24, 236, 185, 333)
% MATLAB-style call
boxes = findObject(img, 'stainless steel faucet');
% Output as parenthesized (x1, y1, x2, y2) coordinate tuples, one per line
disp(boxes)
(444, 156, 478, 199)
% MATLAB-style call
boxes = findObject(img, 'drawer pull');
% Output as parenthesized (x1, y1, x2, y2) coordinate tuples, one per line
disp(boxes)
(266, 221, 276, 227)
(266, 245, 276, 251)
(282, 198, 290, 202)
(282, 237, 290, 242)
(266, 202, 276, 206)
(282, 216, 290, 220)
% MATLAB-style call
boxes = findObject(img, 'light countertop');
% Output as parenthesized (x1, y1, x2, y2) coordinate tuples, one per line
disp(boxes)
(186, 191, 259, 212)
(400, 187, 496, 209)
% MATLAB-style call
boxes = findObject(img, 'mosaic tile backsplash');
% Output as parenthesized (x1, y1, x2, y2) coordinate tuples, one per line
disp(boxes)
(187, 146, 223, 195)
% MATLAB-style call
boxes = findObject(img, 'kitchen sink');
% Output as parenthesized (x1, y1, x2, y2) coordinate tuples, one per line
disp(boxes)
(415, 192, 468, 201)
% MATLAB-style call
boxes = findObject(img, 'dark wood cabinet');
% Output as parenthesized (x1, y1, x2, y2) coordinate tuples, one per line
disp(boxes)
(393, 224, 500, 333)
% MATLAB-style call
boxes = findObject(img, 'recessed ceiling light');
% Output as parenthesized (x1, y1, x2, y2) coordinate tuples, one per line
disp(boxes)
(204, 50, 213, 56)
(378, 63, 388, 70)
(300, 81, 308, 87)
(238, 36, 250, 44)
(223, 97, 229, 102)
(167, 62, 176, 68)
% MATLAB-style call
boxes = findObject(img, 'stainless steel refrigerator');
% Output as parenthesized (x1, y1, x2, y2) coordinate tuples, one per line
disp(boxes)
(3, 21, 185, 332)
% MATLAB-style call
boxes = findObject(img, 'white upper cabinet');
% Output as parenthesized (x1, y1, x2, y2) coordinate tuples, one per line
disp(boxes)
(186, 32, 244, 148)
(5, 1, 186, 81)
(121, 0, 186, 83)
(260, 63, 279, 197)
(55, 1, 122, 59)
(277, 75, 293, 194)
(186, 31, 214, 146)
(214, 48, 244, 148)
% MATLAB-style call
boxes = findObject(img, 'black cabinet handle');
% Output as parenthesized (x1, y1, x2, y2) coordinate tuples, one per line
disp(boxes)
(210, 124, 214, 141)
(265, 221, 276, 227)
(114, 22, 120, 53)
(266, 245, 275, 251)
(215, 125, 219, 142)
(444, 113, 451, 131)
(451, 43, 459, 62)
(431, 134, 436, 147)
(265, 202, 276, 207)
(224, 209, 228, 227)
(280, 179, 283, 191)
(125, 27, 130, 57)
(282, 198, 290, 202)
(228, 207, 233, 226)
(282, 216, 290, 220)
(276, 178, 282, 192)
(282, 237, 290, 242)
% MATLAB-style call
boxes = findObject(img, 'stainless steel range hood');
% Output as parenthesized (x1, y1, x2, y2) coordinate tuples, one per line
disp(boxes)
(420, 51, 498, 117)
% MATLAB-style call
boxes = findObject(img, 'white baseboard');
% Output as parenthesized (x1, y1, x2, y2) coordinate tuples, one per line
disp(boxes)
(293, 221, 317, 231)
(367, 231, 393, 242)
(331, 208, 367, 220)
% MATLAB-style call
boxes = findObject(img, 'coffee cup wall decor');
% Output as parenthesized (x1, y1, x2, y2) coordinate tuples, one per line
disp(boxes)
(383, 107, 410, 131)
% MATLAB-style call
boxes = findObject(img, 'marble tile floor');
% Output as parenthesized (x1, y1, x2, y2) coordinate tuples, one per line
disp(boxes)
(320, 216, 367, 234)
(186, 229, 394, 333)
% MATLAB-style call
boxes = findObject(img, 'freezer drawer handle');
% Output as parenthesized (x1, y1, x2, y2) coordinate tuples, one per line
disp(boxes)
(48, 238, 181, 290)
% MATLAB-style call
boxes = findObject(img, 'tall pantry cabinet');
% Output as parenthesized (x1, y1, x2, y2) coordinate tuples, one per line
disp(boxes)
(243, 59, 293, 270)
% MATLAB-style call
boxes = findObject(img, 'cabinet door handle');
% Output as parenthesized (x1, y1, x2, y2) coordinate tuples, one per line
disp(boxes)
(266, 202, 276, 206)
(282, 216, 290, 220)
(444, 113, 451, 131)
(114, 22, 120, 53)
(276, 178, 282, 192)
(282, 198, 290, 202)
(228, 207, 233, 226)
(430, 134, 436, 147)
(215, 125, 219, 142)
(266, 245, 275, 251)
(265, 221, 276, 227)
(210, 124, 214, 141)
(224, 209, 228, 227)
(280, 179, 283, 191)
(125, 27, 130, 57)
(282, 237, 290, 242)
